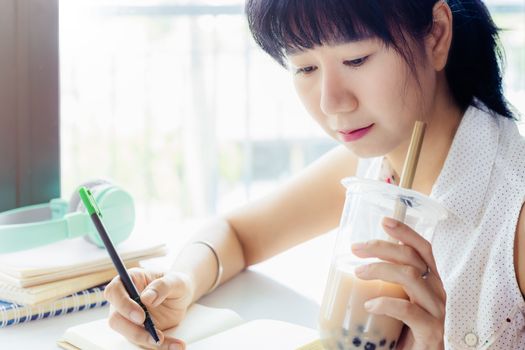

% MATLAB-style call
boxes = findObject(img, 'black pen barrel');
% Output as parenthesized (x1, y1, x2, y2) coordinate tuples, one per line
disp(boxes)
(90, 213, 139, 298)
(84, 194, 159, 344)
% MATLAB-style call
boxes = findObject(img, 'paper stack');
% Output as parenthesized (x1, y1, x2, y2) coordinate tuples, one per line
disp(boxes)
(0, 236, 167, 327)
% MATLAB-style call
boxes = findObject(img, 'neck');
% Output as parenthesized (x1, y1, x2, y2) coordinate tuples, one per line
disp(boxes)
(386, 77, 463, 196)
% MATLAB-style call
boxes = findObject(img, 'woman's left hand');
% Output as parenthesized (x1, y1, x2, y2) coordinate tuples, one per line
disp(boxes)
(351, 217, 446, 350)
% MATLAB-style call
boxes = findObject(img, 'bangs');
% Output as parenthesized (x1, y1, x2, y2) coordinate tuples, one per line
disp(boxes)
(246, 0, 398, 67)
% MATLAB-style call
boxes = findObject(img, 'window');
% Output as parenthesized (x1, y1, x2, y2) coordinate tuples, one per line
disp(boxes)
(59, 1, 524, 228)
(59, 1, 334, 227)
(487, 0, 525, 131)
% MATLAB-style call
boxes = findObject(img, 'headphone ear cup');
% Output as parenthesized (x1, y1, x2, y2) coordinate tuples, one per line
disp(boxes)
(83, 185, 135, 248)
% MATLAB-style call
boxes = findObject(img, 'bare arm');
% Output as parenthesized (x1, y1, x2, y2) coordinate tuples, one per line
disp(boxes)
(103, 146, 359, 349)
(514, 201, 525, 296)
(172, 145, 358, 302)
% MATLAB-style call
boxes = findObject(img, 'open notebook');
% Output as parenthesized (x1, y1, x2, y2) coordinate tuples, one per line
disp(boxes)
(57, 304, 323, 350)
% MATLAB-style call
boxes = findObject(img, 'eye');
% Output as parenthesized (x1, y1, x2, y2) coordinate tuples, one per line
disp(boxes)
(343, 55, 370, 68)
(294, 66, 318, 75)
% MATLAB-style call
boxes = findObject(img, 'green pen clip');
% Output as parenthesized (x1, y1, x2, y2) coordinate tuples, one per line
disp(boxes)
(78, 186, 103, 217)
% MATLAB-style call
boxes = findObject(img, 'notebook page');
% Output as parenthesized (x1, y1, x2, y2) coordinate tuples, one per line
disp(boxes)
(165, 304, 244, 343)
(187, 319, 318, 350)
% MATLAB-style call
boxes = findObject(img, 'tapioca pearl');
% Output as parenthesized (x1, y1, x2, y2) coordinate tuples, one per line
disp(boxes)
(352, 337, 362, 347)
(364, 342, 377, 350)
(379, 339, 386, 347)
(389, 340, 396, 349)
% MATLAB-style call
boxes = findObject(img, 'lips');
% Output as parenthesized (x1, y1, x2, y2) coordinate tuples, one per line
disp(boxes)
(338, 123, 374, 142)
(339, 124, 375, 135)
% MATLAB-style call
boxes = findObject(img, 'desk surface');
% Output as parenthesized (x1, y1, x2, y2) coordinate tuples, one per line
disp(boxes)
(0, 231, 335, 349)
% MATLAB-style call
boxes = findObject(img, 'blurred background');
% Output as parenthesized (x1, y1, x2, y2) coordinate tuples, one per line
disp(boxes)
(58, 0, 525, 230)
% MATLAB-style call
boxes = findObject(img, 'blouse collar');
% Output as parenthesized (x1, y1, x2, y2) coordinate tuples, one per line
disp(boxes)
(428, 103, 500, 228)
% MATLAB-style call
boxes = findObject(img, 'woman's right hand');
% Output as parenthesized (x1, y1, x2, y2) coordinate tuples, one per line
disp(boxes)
(104, 268, 195, 350)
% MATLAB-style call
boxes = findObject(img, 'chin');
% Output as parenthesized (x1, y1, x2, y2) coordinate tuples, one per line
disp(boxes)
(341, 141, 394, 159)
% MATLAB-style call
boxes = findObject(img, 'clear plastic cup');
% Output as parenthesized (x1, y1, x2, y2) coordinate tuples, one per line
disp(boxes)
(319, 177, 447, 350)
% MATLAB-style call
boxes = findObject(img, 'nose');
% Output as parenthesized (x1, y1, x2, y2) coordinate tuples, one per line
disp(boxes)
(319, 69, 358, 117)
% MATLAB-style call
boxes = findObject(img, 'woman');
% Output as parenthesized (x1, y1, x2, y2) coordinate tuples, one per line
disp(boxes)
(104, 1, 525, 349)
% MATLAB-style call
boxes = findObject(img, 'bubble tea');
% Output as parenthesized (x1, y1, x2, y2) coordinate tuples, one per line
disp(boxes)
(319, 177, 447, 350)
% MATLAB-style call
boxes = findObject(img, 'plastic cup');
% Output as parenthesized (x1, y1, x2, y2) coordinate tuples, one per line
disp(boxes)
(319, 177, 447, 350)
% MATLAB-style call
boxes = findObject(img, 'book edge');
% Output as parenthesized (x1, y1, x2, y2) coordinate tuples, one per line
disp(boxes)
(1, 244, 167, 278)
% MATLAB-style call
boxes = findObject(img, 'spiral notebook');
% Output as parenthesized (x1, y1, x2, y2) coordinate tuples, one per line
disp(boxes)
(0, 284, 107, 328)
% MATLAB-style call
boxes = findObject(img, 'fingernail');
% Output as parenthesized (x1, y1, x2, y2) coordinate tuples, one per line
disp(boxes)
(364, 300, 375, 310)
(129, 311, 143, 325)
(383, 217, 398, 228)
(351, 242, 367, 250)
(169, 343, 183, 350)
(142, 289, 158, 304)
(354, 265, 368, 275)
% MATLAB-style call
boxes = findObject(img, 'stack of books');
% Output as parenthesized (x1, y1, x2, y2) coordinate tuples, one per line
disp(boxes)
(0, 236, 167, 327)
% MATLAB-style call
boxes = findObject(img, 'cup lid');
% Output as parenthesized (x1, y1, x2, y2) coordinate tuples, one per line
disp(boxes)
(341, 177, 448, 222)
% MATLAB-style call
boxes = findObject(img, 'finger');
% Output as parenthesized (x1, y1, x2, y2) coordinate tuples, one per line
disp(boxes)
(365, 297, 444, 343)
(108, 311, 165, 349)
(127, 268, 151, 291)
(104, 278, 146, 325)
(351, 239, 428, 274)
(355, 262, 445, 318)
(162, 336, 187, 350)
(382, 217, 439, 274)
(141, 273, 193, 308)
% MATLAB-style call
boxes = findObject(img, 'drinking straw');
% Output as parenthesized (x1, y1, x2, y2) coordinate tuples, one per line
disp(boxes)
(388, 121, 426, 242)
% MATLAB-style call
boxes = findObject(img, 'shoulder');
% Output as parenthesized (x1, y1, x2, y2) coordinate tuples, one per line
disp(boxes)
(514, 201, 525, 296)
(492, 114, 525, 178)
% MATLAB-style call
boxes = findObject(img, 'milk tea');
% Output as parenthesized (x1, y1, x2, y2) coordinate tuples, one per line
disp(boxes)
(319, 255, 407, 350)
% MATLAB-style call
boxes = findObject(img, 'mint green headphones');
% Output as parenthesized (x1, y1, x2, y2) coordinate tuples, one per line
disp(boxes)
(0, 180, 135, 254)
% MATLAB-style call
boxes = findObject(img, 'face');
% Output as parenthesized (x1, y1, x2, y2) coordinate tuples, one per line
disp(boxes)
(287, 39, 437, 158)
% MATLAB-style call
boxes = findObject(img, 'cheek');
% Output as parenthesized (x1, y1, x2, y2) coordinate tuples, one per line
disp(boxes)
(294, 81, 338, 139)
(294, 79, 326, 124)
(370, 60, 412, 121)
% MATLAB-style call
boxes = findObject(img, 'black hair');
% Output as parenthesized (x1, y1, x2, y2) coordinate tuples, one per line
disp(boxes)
(246, 0, 516, 120)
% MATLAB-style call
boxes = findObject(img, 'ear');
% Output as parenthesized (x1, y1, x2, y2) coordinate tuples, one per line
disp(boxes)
(425, 0, 453, 71)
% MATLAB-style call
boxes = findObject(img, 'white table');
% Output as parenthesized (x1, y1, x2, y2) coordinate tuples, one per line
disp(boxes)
(0, 231, 335, 349)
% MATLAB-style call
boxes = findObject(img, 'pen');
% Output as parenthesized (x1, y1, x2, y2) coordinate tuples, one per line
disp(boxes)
(78, 187, 160, 344)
